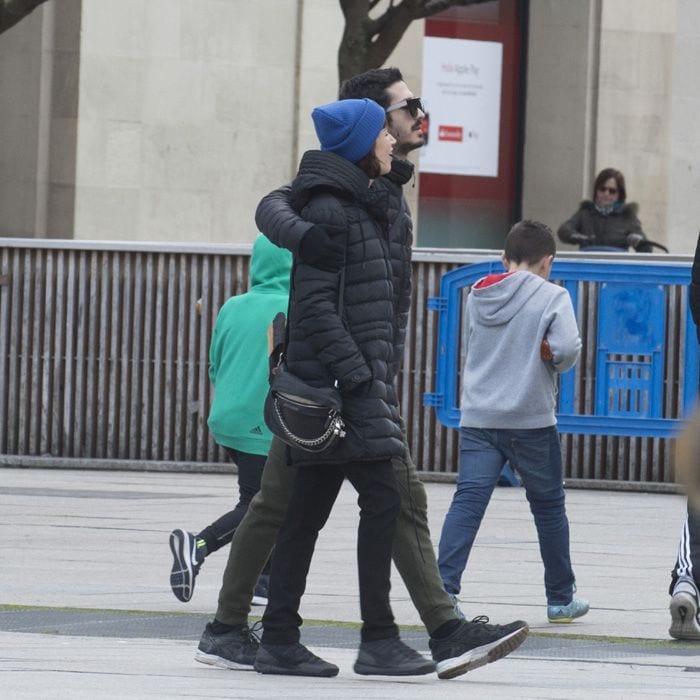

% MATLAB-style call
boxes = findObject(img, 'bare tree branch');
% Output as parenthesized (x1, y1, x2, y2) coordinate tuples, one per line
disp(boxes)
(338, 0, 491, 83)
(423, 0, 474, 15)
(0, 0, 51, 35)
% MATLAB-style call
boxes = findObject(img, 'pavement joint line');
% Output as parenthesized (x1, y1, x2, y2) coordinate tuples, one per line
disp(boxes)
(3, 604, 700, 649)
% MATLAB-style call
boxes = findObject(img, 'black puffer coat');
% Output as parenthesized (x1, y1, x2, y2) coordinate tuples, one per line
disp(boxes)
(380, 158, 413, 372)
(273, 150, 407, 465)
(690, 232, 700, 343)
(558, 200, 646, 250)
(255, 157, 414, 376)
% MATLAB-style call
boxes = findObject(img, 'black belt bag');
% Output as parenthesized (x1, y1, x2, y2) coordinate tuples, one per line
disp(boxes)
(264, 364, 346, 453)
(264, 261, 348, 454)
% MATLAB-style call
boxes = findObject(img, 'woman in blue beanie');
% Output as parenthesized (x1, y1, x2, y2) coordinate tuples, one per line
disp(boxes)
(254, 99, 435, 678)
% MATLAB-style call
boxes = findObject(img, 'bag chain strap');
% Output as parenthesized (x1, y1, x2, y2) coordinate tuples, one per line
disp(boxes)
(272, 397, 346, 448)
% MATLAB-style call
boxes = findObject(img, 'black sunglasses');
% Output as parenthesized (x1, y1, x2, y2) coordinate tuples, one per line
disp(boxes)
(385, 97, 424, 118)
(597, 186, 618, 195)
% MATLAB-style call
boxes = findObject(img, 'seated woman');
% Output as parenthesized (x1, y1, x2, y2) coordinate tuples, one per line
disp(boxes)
(557, 168, 650, 251)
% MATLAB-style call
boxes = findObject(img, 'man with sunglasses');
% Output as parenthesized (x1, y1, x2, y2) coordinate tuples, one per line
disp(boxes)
(192, 67, 529, 679)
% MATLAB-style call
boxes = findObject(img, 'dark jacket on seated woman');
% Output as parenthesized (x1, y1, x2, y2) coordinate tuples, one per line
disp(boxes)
(557, 200, 650, 251)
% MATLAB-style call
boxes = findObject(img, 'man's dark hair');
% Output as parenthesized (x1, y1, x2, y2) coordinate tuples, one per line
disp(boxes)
(504, 220, 556, 264)
(339, 67, 403, 108)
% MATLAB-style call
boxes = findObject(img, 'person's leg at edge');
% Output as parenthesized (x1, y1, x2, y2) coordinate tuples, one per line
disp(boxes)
(670, 501, 700, 593)
(437, 427, 503, 597)
(502, 427, 577, 606)
(669, 501, 700, 639)
(215, 437, 294, 627)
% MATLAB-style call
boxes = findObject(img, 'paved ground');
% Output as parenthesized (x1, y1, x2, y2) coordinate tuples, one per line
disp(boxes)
(1, 467, 699, 698)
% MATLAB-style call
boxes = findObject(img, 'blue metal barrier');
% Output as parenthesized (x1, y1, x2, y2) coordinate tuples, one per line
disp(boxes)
(424, 259, 699, 438)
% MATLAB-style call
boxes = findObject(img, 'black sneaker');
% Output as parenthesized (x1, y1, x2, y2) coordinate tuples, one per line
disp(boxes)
(169, 529, 205, 602)
(353, 637, 436, 676)
(194, 622, 260, 670)
(429, 616, 529, 680)
(252, 574, 270, 606)
(254, 642, 339, 677)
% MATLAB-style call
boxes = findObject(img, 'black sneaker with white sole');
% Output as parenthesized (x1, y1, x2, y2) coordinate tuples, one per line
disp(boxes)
(254, 642, 339, 677)
(353, 637, 436, 676)
(169, 528, 205, 602)
(194, 622, 260, 669)
(429, 616, 529, 680)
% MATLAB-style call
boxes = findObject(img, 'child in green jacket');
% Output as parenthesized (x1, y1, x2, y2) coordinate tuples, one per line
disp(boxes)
(169, 234, 291, 604)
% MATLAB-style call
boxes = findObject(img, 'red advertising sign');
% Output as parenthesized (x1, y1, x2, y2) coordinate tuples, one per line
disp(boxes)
(438, 125, 464, 142)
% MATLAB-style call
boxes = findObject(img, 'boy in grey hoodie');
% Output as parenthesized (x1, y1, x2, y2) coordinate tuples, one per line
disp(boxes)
(437, 220, 589, 623)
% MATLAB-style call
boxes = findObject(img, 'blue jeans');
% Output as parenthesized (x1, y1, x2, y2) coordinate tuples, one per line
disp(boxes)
(438, 426, 576, 606)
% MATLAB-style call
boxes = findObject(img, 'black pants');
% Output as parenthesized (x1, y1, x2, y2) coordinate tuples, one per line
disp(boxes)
(670, 500, 700, 592)
(262, 458, 400, 644)
(198, 448, 270, 573)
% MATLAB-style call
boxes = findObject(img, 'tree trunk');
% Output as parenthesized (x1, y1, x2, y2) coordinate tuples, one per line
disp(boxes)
(337, 0, 491, 85)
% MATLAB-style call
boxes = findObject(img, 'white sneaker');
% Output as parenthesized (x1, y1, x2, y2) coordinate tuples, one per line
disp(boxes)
(669, 577, 700, 640)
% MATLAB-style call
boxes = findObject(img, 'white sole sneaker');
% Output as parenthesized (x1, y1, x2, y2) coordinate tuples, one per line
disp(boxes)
(435, 624, 529, 680)
(194, 649, 255, 670)
(669, 588, 700, 640)
(169, 529, 198, 602)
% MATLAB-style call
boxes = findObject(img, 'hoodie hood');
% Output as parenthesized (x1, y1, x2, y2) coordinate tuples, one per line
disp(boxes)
(249, 233, 292, 294)
(470, 270, 545, 326)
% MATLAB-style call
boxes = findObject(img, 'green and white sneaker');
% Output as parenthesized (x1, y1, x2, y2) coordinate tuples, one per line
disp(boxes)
(547, 597, 589, 623)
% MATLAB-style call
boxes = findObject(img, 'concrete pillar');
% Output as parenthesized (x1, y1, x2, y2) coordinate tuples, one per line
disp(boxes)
(521, 0, 600, 240)
(597, 0, 676, 250)
(667, 0, 700, 254)
(0, 0, 80, 238)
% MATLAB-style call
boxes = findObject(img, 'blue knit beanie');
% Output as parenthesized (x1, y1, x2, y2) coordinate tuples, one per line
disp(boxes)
(311, 98, 386, 163)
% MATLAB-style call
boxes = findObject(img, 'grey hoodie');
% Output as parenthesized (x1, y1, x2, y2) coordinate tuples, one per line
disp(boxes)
(460, 270, 581, 429)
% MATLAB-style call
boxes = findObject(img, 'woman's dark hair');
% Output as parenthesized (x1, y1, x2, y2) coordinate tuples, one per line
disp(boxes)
(593, 167, 627, 203)
(354, 118, 388, 179)
(355, 150, 382, 179)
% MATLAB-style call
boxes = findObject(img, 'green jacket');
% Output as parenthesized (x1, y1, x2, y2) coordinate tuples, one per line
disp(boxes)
(207, 234, 291, 454)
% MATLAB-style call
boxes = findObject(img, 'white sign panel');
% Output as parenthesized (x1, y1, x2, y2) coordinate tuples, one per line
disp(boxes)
(419, 36, 503, 177)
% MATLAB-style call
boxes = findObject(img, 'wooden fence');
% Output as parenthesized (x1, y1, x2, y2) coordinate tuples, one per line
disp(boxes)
(0, 238, 691, 488)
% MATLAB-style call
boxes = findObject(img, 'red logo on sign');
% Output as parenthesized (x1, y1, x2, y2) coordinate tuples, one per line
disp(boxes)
(438, 125, 463, 142)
